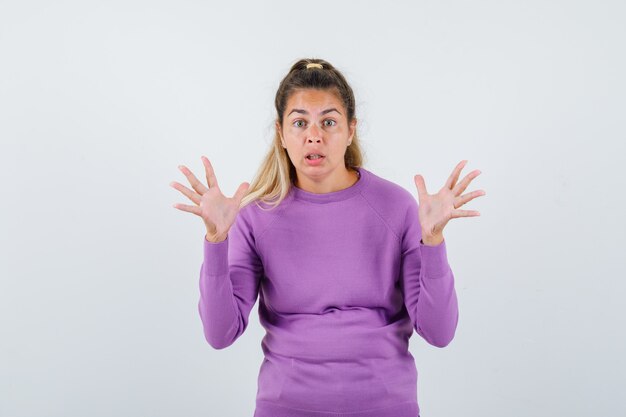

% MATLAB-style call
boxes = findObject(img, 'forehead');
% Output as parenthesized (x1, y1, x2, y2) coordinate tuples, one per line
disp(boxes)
(285, 88, 344, 114)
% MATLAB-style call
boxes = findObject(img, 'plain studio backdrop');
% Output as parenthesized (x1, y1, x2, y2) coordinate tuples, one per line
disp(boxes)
(1, 1, 624, 416)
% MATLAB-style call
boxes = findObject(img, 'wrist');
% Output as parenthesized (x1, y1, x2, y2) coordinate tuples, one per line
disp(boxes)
(205, 231, 227, 243)
(421, 233, 444, 246)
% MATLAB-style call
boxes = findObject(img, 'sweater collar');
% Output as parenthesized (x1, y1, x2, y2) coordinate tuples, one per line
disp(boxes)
(289, 166, 369, 204)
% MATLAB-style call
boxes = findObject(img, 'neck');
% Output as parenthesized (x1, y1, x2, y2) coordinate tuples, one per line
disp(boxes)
(295, 167, 359, 194)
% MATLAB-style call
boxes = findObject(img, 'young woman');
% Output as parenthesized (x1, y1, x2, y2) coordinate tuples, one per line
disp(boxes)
(171, 58, 485, 417)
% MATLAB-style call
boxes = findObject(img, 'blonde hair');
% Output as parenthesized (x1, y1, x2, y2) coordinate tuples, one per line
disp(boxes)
(240, 58, 366, 211)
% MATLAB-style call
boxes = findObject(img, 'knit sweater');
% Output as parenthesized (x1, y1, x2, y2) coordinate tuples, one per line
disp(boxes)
(198, 166, 459, 417)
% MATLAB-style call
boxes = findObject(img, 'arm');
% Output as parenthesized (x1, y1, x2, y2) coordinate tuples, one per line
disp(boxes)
(198, 207, 263, 349)
(399, 196, 459, 348)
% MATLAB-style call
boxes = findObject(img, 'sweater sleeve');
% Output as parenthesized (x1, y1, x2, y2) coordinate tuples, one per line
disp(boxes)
(198, 208, 263, 349)
(399, 196, 459, 348)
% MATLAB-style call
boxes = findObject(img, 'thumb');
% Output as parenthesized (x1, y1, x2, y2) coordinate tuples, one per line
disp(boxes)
(233, 182, 251, 205)
(414, 175, 428, 198)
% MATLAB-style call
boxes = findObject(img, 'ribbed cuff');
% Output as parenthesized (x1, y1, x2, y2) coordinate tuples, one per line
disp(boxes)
(203, 235, 229, 277)
(419, 238, 451, 279)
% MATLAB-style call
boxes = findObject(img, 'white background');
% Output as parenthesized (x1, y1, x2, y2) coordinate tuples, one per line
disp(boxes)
(1, 1, 624, 416)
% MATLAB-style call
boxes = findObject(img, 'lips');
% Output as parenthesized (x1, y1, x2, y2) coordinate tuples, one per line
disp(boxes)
(304, 153, 325, 165)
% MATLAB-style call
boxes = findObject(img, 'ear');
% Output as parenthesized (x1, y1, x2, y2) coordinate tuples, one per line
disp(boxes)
(348, 118, 357, 144)
(276, 121, 285, 147)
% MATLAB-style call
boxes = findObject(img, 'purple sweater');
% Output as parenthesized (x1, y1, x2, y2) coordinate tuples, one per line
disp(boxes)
(199, 166, 459, 417)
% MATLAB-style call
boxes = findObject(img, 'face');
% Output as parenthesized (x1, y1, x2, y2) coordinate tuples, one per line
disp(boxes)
(277, 88, 356, 185)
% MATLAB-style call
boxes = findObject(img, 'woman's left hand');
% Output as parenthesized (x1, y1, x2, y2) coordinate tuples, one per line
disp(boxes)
(413, 160, 486, 246)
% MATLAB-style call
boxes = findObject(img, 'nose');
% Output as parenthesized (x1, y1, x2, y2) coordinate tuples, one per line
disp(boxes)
(307, 123, 322, 142)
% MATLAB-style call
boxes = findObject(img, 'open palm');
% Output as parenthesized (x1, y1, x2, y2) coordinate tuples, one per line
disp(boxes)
(414, 160, 486, 244)
(170, 156, 250, 242)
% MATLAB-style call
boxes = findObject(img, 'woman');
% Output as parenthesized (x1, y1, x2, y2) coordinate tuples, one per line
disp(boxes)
(171, 58, 485, 417)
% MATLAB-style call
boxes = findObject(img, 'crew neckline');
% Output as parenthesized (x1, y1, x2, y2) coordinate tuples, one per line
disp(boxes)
(289, 166, 369, 204)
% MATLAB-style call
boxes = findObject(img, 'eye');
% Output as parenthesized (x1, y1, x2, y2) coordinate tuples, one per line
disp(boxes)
(324, 119, 337, 127)
(293, 120, 305, 128)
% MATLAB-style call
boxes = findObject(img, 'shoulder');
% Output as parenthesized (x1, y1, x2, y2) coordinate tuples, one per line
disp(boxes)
(236, 195, 290, 237)
(361, 168, 417, 210)
(360, 168, 418, 234)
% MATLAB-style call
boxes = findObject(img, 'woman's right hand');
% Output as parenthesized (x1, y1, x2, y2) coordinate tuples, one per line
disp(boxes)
(170, 156, 250, 242)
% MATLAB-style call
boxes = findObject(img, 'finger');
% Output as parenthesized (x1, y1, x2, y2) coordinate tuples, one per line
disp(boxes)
(445, 160, 468, 190)
(453, 169, 482, 195)
(454, 189, 486, 208)
(178, 164, 209, 195)
(233, 182, 250, 205)
(170, 181, 201, 206)
(202, 156, 220, 190)
(172, 202, 202, 216)
(413, 175, 428, 199)
(451, 209, 481, 218)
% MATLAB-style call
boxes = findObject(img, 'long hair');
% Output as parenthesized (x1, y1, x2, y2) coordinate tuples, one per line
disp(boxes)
(240, 58, 366, 211)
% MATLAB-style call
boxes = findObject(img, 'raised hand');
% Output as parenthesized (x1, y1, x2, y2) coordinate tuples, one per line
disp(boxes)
(413, 160, 486, 246)
(170, 156, 250, 242)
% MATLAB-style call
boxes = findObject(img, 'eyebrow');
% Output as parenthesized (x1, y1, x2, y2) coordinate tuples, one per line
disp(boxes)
(287, 108, 342, 117)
